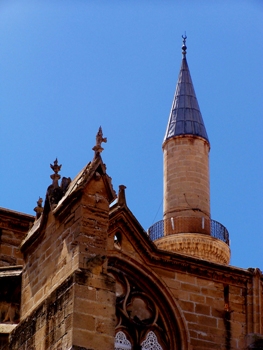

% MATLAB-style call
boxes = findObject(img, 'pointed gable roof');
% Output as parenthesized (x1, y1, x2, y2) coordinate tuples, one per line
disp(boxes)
(21, 154, 116, 253)
(164, 38, 209, 144)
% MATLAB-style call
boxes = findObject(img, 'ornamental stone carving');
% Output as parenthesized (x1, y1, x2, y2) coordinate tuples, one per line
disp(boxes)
(141, 331, 163, 350)
(154, 233, 230, 265)
(109, 267, 168, 349)
(115, 331, 132, 350)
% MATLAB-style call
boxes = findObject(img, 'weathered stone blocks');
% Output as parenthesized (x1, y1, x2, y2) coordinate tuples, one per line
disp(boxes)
(163, 136, 210, 223)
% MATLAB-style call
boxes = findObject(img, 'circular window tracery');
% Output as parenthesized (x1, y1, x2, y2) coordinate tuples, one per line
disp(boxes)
(109, 268, 168, 349)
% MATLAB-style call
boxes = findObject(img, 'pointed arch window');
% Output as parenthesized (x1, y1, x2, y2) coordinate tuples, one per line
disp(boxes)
(109, 265, 180, 349)
(115, 331, 132, 350)
(141, 331, 163, 350)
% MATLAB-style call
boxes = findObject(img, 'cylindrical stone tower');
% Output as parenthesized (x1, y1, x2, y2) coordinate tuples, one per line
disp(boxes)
(163, 36, 210, 236)
(152, 37, 230, 265)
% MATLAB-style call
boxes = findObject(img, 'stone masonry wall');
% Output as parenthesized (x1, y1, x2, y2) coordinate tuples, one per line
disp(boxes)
(153, 267, 250, 350)
(163, 136, 210, 225)
(71, 268, 116, 349)
(21, 203, 80, 318)
(9, 274, 74, 350)
(9, 269, 116, 350)
(0, 209, 34, 267)
(21, 175, 112, 318)
(14, 167, 116, 349)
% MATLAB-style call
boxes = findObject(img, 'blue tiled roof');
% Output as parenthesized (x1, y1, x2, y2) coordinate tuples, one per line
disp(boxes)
(164, 57, 209, 143)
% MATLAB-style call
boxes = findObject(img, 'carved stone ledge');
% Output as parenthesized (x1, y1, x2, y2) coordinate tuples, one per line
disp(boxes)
(154, 233, 230, 265)
(0, 323, 17, 333)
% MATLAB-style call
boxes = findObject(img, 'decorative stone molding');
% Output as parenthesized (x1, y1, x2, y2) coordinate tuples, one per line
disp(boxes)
(108, 262, 184, 349)
(109, 211, 250, 286)
(141, 331, 163, 350)
(154, 233, 230, 265)
(0, 323, 17, 333)
(115, 331, 132, 350)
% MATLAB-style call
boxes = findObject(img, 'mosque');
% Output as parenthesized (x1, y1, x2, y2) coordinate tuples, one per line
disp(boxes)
(0, 37, 262, 350)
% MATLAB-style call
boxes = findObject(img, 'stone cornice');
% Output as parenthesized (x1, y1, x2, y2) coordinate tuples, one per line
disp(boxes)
(155, 233, 230, 265)
(0, 265, 22, 277)
(0, 208, 34, 233)
(109, 208, 255, 287)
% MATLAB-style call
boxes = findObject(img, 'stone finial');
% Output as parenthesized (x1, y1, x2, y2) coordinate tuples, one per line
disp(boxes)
(46, 159, 71, 210)
(34, 197, 43, 219)
(117, 185, 127, 207)
(92, 126, 107, 157)
(50, 158, 61, 174)
(50, 158, 62, 187)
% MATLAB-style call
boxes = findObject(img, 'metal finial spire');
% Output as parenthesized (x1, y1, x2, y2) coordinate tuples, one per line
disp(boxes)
(182, 33, 187, 57)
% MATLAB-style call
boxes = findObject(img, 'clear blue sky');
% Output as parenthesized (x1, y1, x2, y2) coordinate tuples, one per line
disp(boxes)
(0, 0, 262, 269)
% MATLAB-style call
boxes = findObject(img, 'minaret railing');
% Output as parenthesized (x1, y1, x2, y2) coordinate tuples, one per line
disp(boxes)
(148, 217, 229, 246)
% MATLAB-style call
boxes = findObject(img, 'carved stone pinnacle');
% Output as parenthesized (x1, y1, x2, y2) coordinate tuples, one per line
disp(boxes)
(92, 126, 107, 157)
(50, 158, 62, 174)
(50, 158, 61, 186)
(34, 197, 44, 219)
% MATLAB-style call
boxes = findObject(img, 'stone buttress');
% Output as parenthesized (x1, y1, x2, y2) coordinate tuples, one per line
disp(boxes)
(9, 128, 117, 350)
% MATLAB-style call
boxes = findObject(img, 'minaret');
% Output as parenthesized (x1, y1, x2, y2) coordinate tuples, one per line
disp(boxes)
(163, 35, 210, 232)
(150, 36, 230, 265)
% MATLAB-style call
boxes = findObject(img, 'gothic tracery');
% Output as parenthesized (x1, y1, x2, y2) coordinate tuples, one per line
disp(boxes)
(141, 331, 163, 350)
(115, 331, 132, 350)
(110, 267, 167, 350)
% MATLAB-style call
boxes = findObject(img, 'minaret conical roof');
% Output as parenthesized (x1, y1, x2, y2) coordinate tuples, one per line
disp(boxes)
(164, 38, 209, 143)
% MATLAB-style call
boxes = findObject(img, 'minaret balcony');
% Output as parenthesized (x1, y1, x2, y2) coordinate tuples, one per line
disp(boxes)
(148, 217, 230, 264)
(148, 217, 230, 246)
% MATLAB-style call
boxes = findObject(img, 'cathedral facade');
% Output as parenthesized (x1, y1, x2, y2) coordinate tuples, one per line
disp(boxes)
(0, 39, 262, 350)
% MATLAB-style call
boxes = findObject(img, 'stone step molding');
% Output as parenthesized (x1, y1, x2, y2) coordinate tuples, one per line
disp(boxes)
(154, 233, 231, 265)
